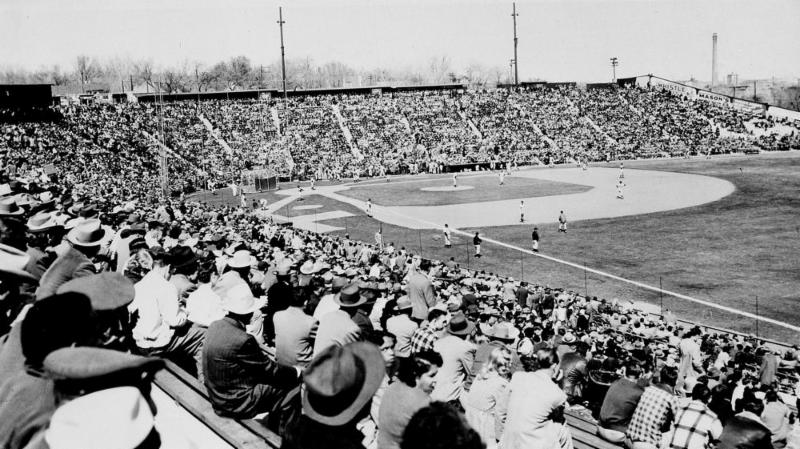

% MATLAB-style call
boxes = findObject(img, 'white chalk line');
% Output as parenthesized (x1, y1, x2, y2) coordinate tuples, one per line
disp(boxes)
(322, 190, 800, 334)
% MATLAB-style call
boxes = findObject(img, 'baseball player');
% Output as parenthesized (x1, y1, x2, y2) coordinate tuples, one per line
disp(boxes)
(443, 224, 452, 248)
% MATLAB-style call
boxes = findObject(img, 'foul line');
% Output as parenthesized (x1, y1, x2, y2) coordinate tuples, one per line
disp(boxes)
(322, 190, 800, 334)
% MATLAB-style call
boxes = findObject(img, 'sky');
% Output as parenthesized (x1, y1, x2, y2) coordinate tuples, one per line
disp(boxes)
(1, 0, 799, 83)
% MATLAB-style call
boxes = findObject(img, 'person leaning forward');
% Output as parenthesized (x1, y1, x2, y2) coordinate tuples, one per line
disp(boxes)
(203, 283, 301, 419)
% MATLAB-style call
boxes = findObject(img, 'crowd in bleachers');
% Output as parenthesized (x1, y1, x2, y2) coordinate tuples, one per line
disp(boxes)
(2, 84, 798, 200)
(461, 90, 548, 166)
(2, 141, 800, 448)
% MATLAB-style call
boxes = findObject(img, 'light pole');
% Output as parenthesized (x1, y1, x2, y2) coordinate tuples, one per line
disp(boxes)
(610, 57, 619, 83)
(277, 7, 288, 109)
(511, 3, 519, 86)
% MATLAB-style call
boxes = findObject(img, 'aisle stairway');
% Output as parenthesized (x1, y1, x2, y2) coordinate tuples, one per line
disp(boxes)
(583, 116, 617, 145)
(198, 114, 234, 156)
(142, 131, 205, 175)
(458, 110, 483, 140)
(331, 104, 363, 161)
(270, 107, 281, 135)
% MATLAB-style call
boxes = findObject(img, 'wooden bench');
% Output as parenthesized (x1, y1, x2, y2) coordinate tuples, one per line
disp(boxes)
(566, 409, 624, 449)
(157, 358, 629, 449)
(154, 360, 282, 449)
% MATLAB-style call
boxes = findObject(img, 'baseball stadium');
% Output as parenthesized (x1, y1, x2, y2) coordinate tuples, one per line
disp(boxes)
(2, 1, 800, 449)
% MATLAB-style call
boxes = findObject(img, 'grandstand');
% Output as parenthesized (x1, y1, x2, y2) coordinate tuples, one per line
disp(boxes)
(3, 74, 800, 449)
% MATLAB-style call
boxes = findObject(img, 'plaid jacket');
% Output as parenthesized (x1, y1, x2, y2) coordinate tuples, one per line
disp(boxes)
(627, 385, 678, 446)
(410, 323, 439, 354)
(668, 400, 722, 449)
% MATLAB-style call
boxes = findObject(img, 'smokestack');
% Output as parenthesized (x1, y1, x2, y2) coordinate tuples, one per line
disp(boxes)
(712, 33, 718, 88)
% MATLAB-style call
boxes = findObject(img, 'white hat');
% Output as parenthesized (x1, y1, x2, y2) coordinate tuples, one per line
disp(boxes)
(227, 250, 253, 269)
(46, 387, 154, 449)
(222, 283, 259, 315)
(299, 260, 316, 275)
(0, 244, 36, 280)
(66, 219, 108, 247)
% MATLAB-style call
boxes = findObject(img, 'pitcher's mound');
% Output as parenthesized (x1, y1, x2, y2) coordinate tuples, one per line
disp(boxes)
(421, 185, 475, 192)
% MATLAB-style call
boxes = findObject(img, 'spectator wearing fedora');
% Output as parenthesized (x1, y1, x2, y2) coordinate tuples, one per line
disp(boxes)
(55, 272, 138, 353)
(265, 258, 294, 345)
(168, 245, 199, 302)
(273, 285, 317, 368)
(127, 247, 206, 378)
(430, 312, 477, 404)
(281, 342, 386, 449)
(24, 211, 63, 281)
(36, 351, 167, 449)
(203, 283, 300, 419)
(386, 296, 419, 359)
(0, 243, 38, 337)
(35, 218, 107, 299)
(313, 283, 363, 357)
(0, 293, 95, 449)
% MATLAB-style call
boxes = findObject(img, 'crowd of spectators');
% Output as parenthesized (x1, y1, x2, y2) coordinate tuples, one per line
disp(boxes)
(4, 84, 796, 197)
(461, 90, 548, 166)
(2, 140, 800, 449)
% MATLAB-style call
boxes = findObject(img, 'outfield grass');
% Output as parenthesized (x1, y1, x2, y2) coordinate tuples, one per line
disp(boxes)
(193, 153, 800, 342)
(340, 174, 590, 206)
(324, 153, 800, 342)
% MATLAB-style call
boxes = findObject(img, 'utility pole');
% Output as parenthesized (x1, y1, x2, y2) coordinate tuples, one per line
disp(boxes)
(278, 7, 288, 109)
(512, 3, 519, 86)
(610, 57, 619, 83)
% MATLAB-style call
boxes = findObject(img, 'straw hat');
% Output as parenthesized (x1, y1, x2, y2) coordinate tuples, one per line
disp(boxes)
(0, 198, 24, 216)
(66, 219, 108, 247)
(45, 387, 154, 449)
(0, 244, 36, 280)
(227, 250, 254, 269)
(27, 211, 61, 233)
(222, 283, 259, 315)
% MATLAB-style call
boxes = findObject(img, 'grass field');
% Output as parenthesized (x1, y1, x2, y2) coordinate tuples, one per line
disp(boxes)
(191, 152, 800, 343)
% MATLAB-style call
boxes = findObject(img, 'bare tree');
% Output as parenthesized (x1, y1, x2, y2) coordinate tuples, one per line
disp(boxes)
(133, 60, 155, 92)
(75, 55, 103, 92)
(51, 65, 70, 86)
(227, 56, 253, 90)
(162, 68, 188, 93)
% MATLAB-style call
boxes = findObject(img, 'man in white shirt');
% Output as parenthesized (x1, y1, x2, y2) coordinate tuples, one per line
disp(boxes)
(386, 296, 419, 359)
(500, 348, 573, 449)
(128, 250, 206, 377)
